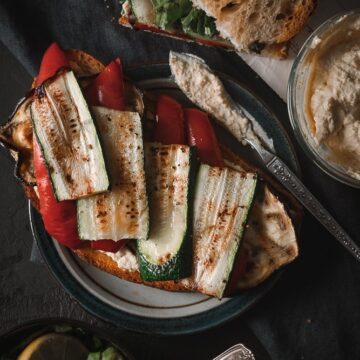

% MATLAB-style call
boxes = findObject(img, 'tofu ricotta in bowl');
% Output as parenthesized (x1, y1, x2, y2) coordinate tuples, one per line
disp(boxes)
(288, 10, 360, 187)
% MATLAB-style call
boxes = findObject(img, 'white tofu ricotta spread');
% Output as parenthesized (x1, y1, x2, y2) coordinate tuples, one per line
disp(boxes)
(101, 246, 138, 272)
(305, 14, 360, 179)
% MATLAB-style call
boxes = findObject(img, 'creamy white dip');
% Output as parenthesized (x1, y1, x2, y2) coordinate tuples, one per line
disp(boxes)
(169, 51, 273, 149)
(101, 246, 138, 272)
(305, 14, 360, 179)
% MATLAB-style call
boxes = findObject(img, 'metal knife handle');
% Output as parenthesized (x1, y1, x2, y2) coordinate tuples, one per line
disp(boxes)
(213, 344, 255, 360)
(267, 157, 360, 260)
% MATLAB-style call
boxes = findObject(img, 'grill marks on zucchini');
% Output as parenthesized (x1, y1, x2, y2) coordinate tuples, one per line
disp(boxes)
(77, 108, 149, 241)
(138, 143, 196, 281)
(181, 165, 257, 298)
(30, 70, 109, 201)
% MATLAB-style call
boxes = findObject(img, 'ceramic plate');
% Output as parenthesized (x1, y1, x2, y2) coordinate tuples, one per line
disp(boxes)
(31, 63, 299, 335)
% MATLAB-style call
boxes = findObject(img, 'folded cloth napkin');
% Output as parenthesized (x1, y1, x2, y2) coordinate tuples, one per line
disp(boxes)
(1, 1, 360, 359)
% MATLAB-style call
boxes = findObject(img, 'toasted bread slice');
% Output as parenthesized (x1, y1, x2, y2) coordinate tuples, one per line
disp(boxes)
(192, 0, 316, 58)
(239, 184, 298, 288)
(65, 49, 105, 78)
(2, 48, 300, 295)
(75, 145, 299, 293)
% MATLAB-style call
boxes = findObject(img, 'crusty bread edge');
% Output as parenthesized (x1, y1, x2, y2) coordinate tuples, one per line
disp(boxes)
(275, 0, 317, 43)
(191, 0, 317, 58)
(74, 248, 189, 292)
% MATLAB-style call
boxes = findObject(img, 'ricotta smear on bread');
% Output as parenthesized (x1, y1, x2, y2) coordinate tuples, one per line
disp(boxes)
(169, 51, 273, 149)
(305, 13, 360, 179)
(101, 246, 138, 272)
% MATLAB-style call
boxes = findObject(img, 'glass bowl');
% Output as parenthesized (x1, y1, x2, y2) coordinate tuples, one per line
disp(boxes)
(287, 9, 360, 188)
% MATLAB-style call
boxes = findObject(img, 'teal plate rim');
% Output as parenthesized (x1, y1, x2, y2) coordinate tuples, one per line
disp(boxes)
(30, 62, 299, 335)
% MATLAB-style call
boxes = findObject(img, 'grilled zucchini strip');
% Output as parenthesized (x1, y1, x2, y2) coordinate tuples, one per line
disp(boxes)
(77, 108, 149, 241)
(138, 143, 197, 281)
(30, 69, 109, 201)
(185, 165, 257, 298)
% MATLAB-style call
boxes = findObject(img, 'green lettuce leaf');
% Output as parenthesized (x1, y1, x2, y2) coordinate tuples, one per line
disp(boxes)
(181, 8, 217, 37)
(151, 0, 192, 29)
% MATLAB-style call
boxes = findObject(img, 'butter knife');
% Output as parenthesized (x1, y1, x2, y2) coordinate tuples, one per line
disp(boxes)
(213, 343, 255, 360)
(245, 138, 360, 261)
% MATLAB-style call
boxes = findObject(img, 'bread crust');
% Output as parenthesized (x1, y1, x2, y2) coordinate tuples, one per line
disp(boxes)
(192, 0, 317, 58)
(23, 184, 40, 212)
(74, 248, 188, 292)
(275, 0, 317, 43)
(65, 49, 105, 77)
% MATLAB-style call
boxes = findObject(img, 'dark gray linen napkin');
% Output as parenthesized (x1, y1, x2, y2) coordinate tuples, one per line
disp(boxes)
(1, 1, 360, 359)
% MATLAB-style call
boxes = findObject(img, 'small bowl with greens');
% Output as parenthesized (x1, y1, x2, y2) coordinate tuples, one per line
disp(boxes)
(0, 319, 134, 360)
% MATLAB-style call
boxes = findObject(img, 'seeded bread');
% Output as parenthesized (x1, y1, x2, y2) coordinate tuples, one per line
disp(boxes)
(191, 0, 317, 58)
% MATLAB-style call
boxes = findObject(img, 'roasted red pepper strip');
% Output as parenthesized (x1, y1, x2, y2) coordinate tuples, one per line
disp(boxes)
(225, 248, 249, 295)
(35, 42, 69, 86)
(133, 22, 232, 49)
(153, 95, 185, 145)
(84, 58, 128, 252)
(91, 239, 127, 252)
(33, 43, 85, 249)
(133, 22, 190, 40)
(84, 58, 125, 111)
(33, 137, 87, 249)
(184, 108, 224, 167)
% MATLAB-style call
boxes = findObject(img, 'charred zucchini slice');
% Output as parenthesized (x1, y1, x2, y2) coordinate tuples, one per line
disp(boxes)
(77, 108, 149, 241)
(138, 143, 197, 281)
(187, 165, 257, 299)
(30, 69, 109, 201)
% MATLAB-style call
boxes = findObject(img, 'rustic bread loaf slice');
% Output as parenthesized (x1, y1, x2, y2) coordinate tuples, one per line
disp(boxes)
(238, 184, 298, 289)
(191, 0, 316, 57)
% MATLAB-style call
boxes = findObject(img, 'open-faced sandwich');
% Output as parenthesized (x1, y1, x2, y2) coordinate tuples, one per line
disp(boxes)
(0, 43, 301, 299)
(119, 0, 317, 58)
